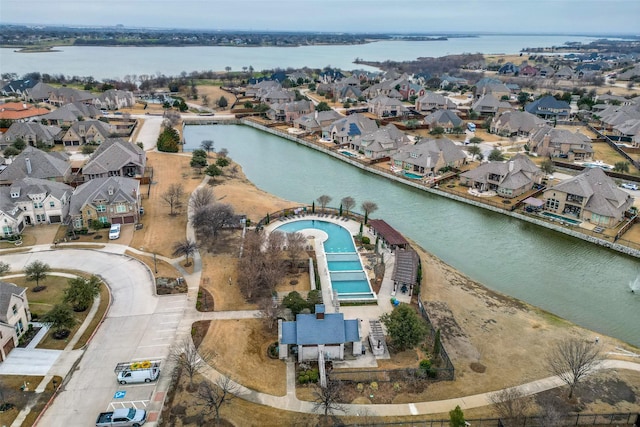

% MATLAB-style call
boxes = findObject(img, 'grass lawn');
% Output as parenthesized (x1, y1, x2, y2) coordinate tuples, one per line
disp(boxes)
(124, 250, 182, 280)
(0, 233, 36, 249)
(591, 141, 640, 174)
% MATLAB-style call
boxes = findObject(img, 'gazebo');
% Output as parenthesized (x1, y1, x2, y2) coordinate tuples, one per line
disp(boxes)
(392, 249, 420, 295)
(368, 219, 409, 251)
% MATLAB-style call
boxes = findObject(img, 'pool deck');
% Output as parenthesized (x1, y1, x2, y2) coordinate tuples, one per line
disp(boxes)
(266, 213, 412, 362)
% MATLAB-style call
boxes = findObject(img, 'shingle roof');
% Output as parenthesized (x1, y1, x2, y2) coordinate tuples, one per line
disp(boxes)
(82, 139, 145, 176)
(368, 219, 408, 246)
(393, 138, 466, 169)
(0, 282, 26, 323)
(393, 249, 419, 285)
(424, 109, 463, 127)
(0, 146, 70, 183)
(70, 176, 139, 216)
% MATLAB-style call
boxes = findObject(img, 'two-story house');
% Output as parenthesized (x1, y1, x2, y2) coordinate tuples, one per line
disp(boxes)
(0, 122, 62, 151)
(542, 167, 633, 228)
(460, 154, 544, 198)
(392, 138, 466, 177)
(349, 124, 410, 159)
(525, 95, 571, 120)
(82, 139, 146, 180)
(61, 120, 113, 148)
(490, 110, 545, 137)
(70, 176, 140, 229)
(367, 95, 408, 118)
(3, 177, 73, 226)
(0, 282, 31, 361)
(294, 110, 343, 134)
(266, 100, 314, 123)
(529, 126, 594, 161)
(40, 102, 102, 127)
(325, 114, 379, 144)
(92, 89, 136, 110)
(414, 92, 457, 113)
(471, 94, 512, 117)
(424, 110, 464, 133)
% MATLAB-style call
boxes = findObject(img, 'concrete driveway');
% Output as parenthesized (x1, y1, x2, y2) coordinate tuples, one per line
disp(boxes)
(2, 247, 187, 427)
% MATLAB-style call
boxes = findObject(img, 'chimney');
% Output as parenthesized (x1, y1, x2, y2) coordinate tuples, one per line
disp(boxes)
(25, 158, 32, 175)
(508, 161, 514, 172)
(315, 304, 325, 320)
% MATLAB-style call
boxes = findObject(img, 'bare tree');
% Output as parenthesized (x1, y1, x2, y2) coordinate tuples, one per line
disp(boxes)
(0, 261, 10, 276)
(341, 196, 355, 217)
(197, 376, 241, 423)
(316, 195, 332, 212)
(191, 203, 235, 240)
(189, 187, 215, 212)
(489, 387, 532, 426)
(360, 201, 378, 224)
(163, 109, 181, 127)
(161, 183, 184, 216)
(286, 232, 307, 273)
(257, 295, 279, 330)
(237, 231, 286, 302)
(169, 337, 215, 388)
(547, 337, 602, 399)
(172, 239, 197, 266)
(312, 380, 345, 418)
(217, 148, 229, 158)
(200, 139, 214, 155)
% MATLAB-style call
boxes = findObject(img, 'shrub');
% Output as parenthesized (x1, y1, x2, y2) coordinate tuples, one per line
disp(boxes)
(357, 383, 364, 392)
(419, 359, 432, 371)
(369, 381, 378, 391)
(308, 369, 319, 382)
(361, 236, 370, 244)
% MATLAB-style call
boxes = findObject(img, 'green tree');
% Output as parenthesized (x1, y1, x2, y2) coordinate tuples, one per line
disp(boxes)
(517, 91, 531, 107)
(216, 157, 230, 168)
(244, 101, 254, 109)
(191, 149, 208, 172)
(613, 161, 630, 173)
(217, 96, 228, 109)
(25, 261, 50, 291)
(81, 144, 96, 155)
(451, 125, 465, 135)
(540, 159, 555, 176)
(283, 291, 309, 316)
(380, 304, 428, 351)
(429, 126, 445, 136)
(157, 126, 180, 153)
(12, 138, 26, 151)
(316, 102, 331, 112)
(41, 304, 76, 339)
(469, 136, 483, 144)
(488, 148, 505, 161)
(205, 164, 223, 180)
(63, 275, 101, 312)
(449, 405, 466, 427)
(467, 144, 482, 161)
(3, 146, 20, 157)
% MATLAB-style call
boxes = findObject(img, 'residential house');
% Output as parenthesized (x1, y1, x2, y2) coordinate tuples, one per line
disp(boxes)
(40, 102, 102, 127)
(519, 65, 538, 77)
(613, 119, 640, 148)
(596, 104, 640, 132)
(414, 91, 457, 113)
(325, 114, 378, 144)
(498, 62, 519, 75)
(318, 69, 345, 84)
(61, 120, 113, 148)
(334, 84, 362, 102)
(538, 66, 555, 78)
(278, 305, 361, 362)
(490, 110, 545, 137)
(392, 138, 466, 177)
(529, 126, 593, 161)
(0, 146, 71, 185)
(244, 80, 281, 98)
(397, 81, 426, 100)
(1, 79, 39, 97)
(23, 81, 57, 102)
(0, 187, 25, 237)
(460, 154, 544, 198)
(294, 110, 342, 134)
(92, 90, 136, 110)
(439, 75, 468, 90)
(367, 95, 408, 118)
(471, 94, 512, 117)
(618, 64, 640, 81)
(1, 122, 62, 150)
(554, 66, 575, 80)
(82, 139, 146, 180)
(525, 96, 571, 120)
(266, 100, 314, 123)
(0, 102, 50, 121)
(260, 89, 295, 105)
(350, 124, 410, 159)
(423, 110, 464, 133)
(362, 80, 403, 99)
(70, 176, 140, 229)
(47, 87, 95, 106)
(542, 168, 633, 227)
(0, 282, 31, 361)
(474, 78, 511, 100)
(287, 71, 311, 84)
(2, 177, 73, 226)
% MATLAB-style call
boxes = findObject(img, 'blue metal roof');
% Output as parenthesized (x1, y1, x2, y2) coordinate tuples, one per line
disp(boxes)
(281, 312, 360, 346)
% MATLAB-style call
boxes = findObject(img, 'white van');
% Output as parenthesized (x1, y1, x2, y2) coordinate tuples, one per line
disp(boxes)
(115, 361, 160, 385)
(109, 223, 121, 240)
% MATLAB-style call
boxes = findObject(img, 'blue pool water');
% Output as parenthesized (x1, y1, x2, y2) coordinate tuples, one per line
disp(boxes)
(541, 212, 582, 225)
(275, 220, 375, 301)
(403, 171, 423, 179)
(340, 150, 357, 158)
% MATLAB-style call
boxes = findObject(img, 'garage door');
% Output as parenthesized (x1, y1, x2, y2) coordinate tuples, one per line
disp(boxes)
(49, 215, 61, 223)
(111, 217, 123, 224)
(3, 338, 15, 359)
(123, 216, 135, 224)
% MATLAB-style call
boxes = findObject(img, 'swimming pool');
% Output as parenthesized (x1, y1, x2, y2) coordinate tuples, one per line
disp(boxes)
(275, 220, 376, 302)
(403, 171, 423, 179)
(340, 150, 358, 158)
(540, 212, 582, 225)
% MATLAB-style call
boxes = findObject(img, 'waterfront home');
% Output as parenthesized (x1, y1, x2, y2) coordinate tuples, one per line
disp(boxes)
(278, 305, 361, 362)
(414, 91, 457, 113)
(23, 81, 57, 102)
(0, 282, 31, 361)
(490, 110, 545, 137)
(392, 138, 466, 177)
(0, 146, 71, 185)
(82, 139, 146, 180)
(0, 79, 39, 97)
(294, 110, 342, 134)
(349, 124, 410, 159)
(528, 126, 593, 161)
(40, 102, 102, 127)
(61, 120, 113, 148)
(542, 167, 633, 228)
(1, 177, 73, 226)
(92, 89, 136, 110)
(460, 154, 544, 198)
(69, 176, 140, 229)
(525, 96, 570, 120)
(326, 114, 378, 144)
(1, 122, 62, 150)
(367, 95, 408, 118)
(260, 88, 296, 105)
(0, 102, 50, 121)
(471, 94, 512, 117)
(266, 100, 314, 123)
(244, 80, 281, 98)
(47, 86, 95, 106)
(423, 109, 463, 133)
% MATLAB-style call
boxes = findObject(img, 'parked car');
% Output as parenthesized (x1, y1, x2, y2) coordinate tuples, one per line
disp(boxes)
(109, 224, 121, 240)
(621, 183, 638, 191)
(96, 408, 146, 427)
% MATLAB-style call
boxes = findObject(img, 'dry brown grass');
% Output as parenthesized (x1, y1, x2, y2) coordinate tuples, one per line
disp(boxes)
(129, 151, 204, 257)
(591, 141, 640, 174)
(0, 233, 36, 249)
(124, 250, 181, 280)
(200, 253, 255, 311)
(201, 319, 286, 396)
(0, 375, 61, 427)
(190, 84, 238, 112)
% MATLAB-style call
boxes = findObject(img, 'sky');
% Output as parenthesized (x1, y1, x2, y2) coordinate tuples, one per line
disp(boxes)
(1, 0, 639, 35)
